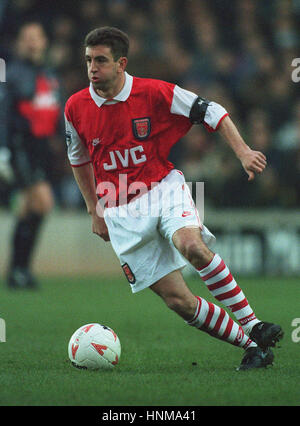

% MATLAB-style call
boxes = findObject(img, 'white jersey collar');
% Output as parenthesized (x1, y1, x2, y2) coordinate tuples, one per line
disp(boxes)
(89, 72, 133, 107)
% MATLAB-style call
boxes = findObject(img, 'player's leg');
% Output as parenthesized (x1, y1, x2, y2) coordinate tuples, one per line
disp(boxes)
(104, 176, 274, 369)
(150, 269, 197, 320)
(150, 269, 256, 348)
(172, 226, 259, 329)
(157, 170, 283, 350)
(8, 181, 54, 288)
(149, 269, 273, 370)
(172, 226, 283, 350)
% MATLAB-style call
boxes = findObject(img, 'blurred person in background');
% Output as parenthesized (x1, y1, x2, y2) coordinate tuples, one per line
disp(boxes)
(0, 21, 63, 289)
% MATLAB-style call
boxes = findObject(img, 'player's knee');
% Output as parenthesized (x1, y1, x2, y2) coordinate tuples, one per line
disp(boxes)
(32, 198, 53, 215)
(179, 240, 211, 268)
(31, 192, 54, 214)
(41, 196, 54, 214)
(25, 182, 54, 215)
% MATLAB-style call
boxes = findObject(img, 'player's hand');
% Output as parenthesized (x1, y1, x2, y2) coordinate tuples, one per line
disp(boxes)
(0, 147, 14, 184)
(239, 149, 267, 181)
(91, 213, 110, 241)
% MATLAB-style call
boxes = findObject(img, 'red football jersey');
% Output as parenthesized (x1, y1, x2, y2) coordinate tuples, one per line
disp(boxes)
(19, 74, 61, 138)
(65, 72, 228, 205)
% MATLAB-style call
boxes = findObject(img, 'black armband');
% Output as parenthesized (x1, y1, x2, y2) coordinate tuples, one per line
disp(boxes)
(189, 96, 210, 124)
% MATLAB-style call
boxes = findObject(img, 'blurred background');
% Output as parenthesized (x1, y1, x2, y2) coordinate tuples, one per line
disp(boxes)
(0, 0, 299, 277)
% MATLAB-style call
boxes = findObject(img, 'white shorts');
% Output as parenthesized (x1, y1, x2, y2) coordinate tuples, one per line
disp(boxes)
(104, 169, 215, 293)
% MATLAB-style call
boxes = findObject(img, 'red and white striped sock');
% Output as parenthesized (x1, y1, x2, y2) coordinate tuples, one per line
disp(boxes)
(187, 296, 256, 349)
(197, 254, 260, 334)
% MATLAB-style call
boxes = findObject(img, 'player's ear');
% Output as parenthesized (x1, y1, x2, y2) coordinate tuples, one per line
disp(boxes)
(117, 56, 128, 72)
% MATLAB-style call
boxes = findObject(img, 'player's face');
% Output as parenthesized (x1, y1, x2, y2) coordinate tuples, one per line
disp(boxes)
(17, 23, 48, 63)
(85, 45, 127, 95)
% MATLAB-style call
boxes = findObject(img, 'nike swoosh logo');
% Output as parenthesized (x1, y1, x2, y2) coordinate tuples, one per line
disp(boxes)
(182, 211, 192, 217)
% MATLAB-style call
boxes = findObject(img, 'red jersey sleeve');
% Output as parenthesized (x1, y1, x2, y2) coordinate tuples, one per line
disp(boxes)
(64, 98, 91, 167)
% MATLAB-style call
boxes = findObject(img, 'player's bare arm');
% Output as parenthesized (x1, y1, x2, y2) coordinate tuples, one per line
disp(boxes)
(72, 163, 110, 241)
(218, 115, 267, 181)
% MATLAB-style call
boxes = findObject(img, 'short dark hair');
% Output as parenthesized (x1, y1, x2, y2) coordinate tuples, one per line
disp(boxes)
(84, 26, 129, 61)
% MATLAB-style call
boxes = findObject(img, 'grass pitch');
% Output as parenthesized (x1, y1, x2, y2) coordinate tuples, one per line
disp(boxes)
(0, 274, 299, 406)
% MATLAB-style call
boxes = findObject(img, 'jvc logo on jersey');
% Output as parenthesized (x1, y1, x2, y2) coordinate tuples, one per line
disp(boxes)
(103, 146, 147, 170)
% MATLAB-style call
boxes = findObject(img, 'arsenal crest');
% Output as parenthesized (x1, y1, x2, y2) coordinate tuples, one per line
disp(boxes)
(132, 117, 151, 140)
(121, 263, 136, 284)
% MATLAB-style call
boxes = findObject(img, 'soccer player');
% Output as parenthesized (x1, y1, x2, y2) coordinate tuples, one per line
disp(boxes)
(0, 22, 62, 288)
(64, 27, 283, 370)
